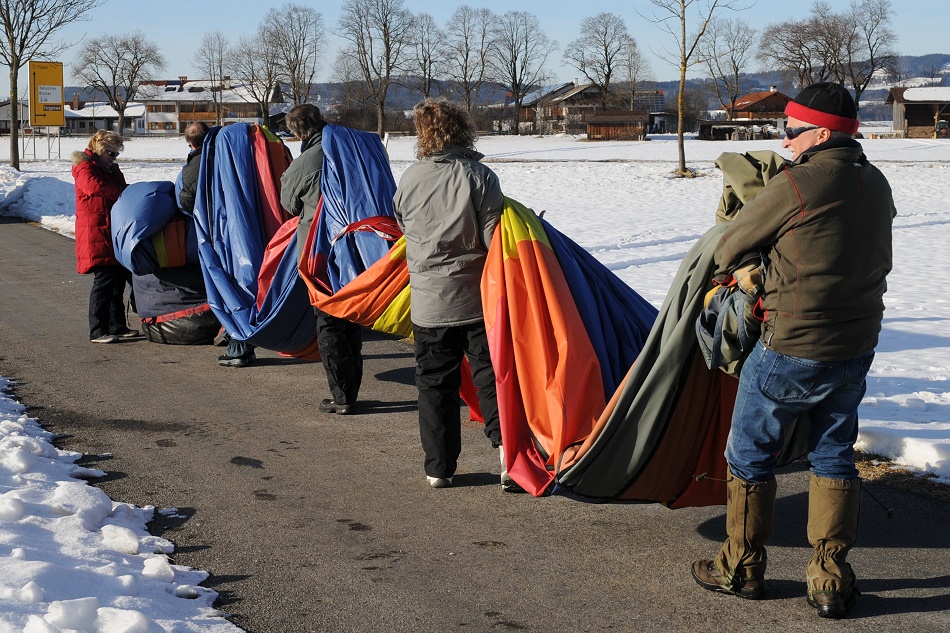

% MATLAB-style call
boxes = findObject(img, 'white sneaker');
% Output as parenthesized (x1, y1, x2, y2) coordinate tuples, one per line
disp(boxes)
(91, 334, 119, 344)
(499, 446, 524, 493)
(426, 476, 453, 488)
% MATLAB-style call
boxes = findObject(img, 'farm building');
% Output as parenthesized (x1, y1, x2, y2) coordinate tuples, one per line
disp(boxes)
(886, 87, 950, 138)
(726, 87, 792, 120)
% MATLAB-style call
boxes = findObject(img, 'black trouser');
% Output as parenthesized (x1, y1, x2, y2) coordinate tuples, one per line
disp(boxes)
(88, 265, 131, 339)
(317, 309, 363, 405)
(413, 323, 501, 478)
(225, 338, 255, 358)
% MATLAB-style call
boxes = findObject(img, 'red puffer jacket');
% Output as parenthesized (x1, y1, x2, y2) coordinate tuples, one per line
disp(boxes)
(72, 149, 127, 273)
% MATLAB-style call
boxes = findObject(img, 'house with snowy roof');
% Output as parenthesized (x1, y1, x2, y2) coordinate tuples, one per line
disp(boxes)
(726, 87, 793, 120)
(886, 86, 950, 138)
(136, 76, 284, 135)
(62, 96, 146, 136)
(0, 100, 29, 134)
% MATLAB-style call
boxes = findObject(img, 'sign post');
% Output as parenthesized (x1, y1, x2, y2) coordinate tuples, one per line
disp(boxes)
(29, 60, 65, 127)
(27, 60, 65, 159)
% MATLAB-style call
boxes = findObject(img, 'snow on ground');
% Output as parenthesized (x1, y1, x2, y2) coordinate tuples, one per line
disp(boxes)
(0, 130, 948, 630)
(0, 378, 240, 632)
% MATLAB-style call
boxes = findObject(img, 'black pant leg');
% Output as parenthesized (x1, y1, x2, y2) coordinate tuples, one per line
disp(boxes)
(463, 323, 502, 446)
(317, 309, 363, 404)
(88, 266, 127, 338)
(226, 338, 254, 357)
(345, 318, 363, 397)
(109, 266, 131, 333)
(414, 325, 464, 478)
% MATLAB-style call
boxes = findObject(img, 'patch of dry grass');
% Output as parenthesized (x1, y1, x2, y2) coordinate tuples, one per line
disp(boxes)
(855, 452, 950, 503)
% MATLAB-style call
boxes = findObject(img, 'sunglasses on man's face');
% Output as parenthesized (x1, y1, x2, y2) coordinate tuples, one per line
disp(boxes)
(106, 150, 120, 158)
(784, 126, 820, 140)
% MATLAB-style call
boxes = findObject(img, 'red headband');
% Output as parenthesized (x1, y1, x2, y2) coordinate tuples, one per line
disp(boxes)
(785, 101, 859, 134)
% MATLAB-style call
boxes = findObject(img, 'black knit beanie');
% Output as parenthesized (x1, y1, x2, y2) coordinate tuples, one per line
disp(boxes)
(784, 82, 858, 134)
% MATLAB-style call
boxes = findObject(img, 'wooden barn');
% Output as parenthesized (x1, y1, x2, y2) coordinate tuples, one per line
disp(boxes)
(886, 87, 950, 138)
(586, 112, 649, 140)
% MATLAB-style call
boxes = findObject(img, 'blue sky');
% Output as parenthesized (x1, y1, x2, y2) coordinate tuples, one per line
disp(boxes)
(9, 0, 947, 96)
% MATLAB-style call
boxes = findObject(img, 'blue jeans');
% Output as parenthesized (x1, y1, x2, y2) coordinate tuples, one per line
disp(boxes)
(726, 341, 874, 483)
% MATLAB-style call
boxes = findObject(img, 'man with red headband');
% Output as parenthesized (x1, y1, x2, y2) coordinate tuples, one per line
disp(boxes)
(690, 82, 896, 619)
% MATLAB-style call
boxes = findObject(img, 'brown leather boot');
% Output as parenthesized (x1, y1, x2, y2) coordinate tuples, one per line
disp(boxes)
(805, 475, 861, 618)
(691, 470, 776, 600)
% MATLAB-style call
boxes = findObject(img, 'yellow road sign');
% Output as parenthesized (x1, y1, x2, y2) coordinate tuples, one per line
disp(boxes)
(29, 61, 65, 127)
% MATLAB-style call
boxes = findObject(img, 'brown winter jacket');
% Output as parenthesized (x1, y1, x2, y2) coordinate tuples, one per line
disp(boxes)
(714, 139, 896, 361)
(72, 149, 127, 274)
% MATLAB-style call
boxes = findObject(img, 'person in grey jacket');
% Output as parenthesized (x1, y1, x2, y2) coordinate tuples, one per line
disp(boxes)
(691, 83, 895, 620)
(280, 104, 363, 414)
(394, 98, 515, 490)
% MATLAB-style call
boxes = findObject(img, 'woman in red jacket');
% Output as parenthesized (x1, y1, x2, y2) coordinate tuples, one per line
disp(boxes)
(72, 130, 139, 343)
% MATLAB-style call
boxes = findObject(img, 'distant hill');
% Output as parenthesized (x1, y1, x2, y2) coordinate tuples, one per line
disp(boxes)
(309, 79, 509, 112)
(896, 53, 950, 79)
(64, 86, 120, 104)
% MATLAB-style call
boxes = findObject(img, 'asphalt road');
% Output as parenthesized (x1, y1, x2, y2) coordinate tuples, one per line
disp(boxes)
(2, 215, 949, 633)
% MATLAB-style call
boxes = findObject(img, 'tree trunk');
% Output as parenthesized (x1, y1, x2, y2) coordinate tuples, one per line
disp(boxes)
(117, 113, 126, 136)
(9, 65, 20, 170)
(677, 69, 687, 174)
(376, 99, 385, 137)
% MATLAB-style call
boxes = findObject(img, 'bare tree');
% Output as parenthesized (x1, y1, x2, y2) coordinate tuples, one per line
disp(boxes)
(193, 30, 228, 125)
(231, 29, 282, 126)
(838, 0, 898, 109)
(698, 17, 757, 119)
(642, 0, 747, 174)
(759, 21, 824, 89)
(330, 49, 376, 129)
(760, 0, 896, 107)
(489, 11, 557, 134)
(923, 61, 944, 86)
(337, 0, 414, 136)
(884, 58, 908, 87)
(73, 31, 165, 135)
(618, 37, 653, 110)
(804, 2, 846, 83)
(408, 13, 444, 99)
(332, 49, 370, 106)
(0, 0, 103, 169)
(262, 2, 325, 105)
(443, 5, 496, 112)
(562, 13, 631, 109)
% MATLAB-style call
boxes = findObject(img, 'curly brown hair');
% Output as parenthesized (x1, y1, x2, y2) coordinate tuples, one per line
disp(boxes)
(413, 98, 476, 159)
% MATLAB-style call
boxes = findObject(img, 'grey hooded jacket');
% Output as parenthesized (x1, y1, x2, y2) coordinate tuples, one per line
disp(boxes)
(393, 146, 504, 328)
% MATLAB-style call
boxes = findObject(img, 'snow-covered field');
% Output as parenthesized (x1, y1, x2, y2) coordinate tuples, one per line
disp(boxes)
(0, 129, 948, 630)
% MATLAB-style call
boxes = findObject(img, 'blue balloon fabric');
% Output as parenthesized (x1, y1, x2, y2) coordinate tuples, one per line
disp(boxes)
(542, 217, 658, 395)
(111, 181, 199, 275)
(192, 123, 317, 354)
(314, 125, 398, 292)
